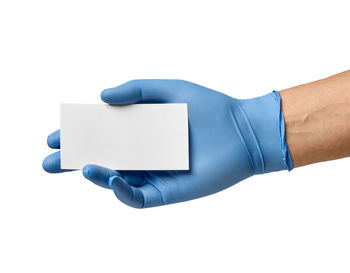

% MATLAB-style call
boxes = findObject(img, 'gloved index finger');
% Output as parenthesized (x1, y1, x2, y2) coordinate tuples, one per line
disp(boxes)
(47, 129, 60, 149)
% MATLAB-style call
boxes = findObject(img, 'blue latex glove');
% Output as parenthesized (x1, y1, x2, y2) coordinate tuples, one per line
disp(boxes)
(43, 80, 293, 208)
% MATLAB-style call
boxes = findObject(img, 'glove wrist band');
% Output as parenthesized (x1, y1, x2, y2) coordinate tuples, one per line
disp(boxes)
(232, 91, 294, 174)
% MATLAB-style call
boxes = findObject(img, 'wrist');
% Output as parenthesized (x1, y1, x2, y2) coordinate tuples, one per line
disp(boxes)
(235, 91, 293, 173)
(279, 70, 350, 167)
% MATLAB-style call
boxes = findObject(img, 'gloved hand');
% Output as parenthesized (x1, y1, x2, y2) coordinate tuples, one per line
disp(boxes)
(43, 80, 293, 208)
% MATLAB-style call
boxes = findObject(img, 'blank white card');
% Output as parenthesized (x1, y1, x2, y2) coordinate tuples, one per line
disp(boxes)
(60, 103, 189, 170)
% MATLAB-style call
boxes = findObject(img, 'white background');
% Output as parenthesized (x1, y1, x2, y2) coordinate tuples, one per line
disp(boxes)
(1, 0, 350, 272)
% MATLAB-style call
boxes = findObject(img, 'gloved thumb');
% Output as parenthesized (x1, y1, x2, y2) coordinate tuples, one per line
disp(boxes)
(101, 80, 175, 104)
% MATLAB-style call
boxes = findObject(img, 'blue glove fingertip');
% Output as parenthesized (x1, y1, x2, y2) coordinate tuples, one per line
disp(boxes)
(101, 83, 142, 104)
(82, 164, 119, 189)
(47, 130, 60, 149)
(108, 175, 120, 189)
(82, 165, 94, 179)
(42, 151, 60, 173)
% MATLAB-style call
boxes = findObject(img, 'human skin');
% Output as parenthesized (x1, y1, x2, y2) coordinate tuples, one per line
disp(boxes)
(279, 70, 350, 167)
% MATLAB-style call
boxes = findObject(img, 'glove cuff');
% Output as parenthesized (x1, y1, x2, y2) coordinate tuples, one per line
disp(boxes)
(235, 91, 294, 174)
(272, 91, 294, 171)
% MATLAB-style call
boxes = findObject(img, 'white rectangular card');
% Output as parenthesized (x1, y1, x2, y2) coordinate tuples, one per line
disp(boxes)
(60, 103, 189, 170)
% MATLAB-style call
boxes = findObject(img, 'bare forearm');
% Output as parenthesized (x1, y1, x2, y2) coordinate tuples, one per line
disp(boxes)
(280, 70, 350, 167)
